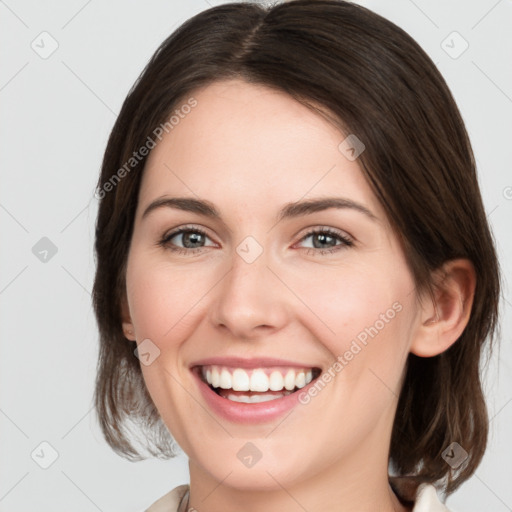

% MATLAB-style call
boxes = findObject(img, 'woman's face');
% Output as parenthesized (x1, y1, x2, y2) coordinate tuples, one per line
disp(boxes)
(123, 79, 422, 491)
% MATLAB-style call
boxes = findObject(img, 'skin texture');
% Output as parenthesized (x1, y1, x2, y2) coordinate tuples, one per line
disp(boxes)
(121, 79, 475, 512)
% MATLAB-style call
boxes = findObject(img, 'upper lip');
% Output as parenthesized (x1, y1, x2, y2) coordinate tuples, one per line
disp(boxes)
(190, 356, 321, 370)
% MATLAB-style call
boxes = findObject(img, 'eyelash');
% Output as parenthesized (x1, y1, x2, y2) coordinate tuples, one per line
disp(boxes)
(158, 225, 354, 257)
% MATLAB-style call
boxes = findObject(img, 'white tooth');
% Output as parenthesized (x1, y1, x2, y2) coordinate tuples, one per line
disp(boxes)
(295, 370, 306, 389)
(219, 368, 232, 389)
(245, 393, 281, 403)
(232, 369, 250, 391)
(206, 366, 314, 392)
(232, 394, 251, 403)
(211, 367, 220, 388)
(250, 369, 269, 392)
(269, 371, 284, 391)
(226, 393, 284, 403)
(284, 369, 296, 390)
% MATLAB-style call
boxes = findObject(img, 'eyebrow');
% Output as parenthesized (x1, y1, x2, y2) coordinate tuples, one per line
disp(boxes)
(141, 196, 378, 223)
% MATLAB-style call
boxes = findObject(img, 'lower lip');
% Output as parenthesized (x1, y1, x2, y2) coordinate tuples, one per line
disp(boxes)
(191, 367, 319, 424)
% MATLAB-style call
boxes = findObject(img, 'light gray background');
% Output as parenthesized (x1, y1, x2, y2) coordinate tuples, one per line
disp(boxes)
(0, 1, 510, 511)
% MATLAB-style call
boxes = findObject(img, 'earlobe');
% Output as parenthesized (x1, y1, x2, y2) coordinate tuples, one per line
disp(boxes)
(410, 259, 476, 358)
(122, 322, 136, 341)
(121, 295, 136, 341)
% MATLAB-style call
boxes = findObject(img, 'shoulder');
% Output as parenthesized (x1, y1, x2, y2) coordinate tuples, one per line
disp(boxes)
(145, 484, 190, 512)
(390, 477, 453, 512)
(412, 483, 452, 512)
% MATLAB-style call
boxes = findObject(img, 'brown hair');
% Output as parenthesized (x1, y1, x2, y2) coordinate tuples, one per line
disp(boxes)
(92, 0, 501, 497)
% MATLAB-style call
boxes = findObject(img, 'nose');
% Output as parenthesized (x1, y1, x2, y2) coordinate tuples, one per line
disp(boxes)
(209, 243, 289, 340)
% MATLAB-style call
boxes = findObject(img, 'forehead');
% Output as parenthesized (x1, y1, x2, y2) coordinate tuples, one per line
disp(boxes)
(138, 79, 385, 223)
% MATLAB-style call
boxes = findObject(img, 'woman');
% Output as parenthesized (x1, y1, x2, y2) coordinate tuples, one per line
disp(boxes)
(92, 1, 501, 511)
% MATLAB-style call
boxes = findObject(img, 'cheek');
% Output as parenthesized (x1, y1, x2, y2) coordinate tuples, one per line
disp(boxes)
(125, 254, 211, 340)
(290, 261, 408, 340)
(125, 255, 207, 436)
(290, 262, 415, 391)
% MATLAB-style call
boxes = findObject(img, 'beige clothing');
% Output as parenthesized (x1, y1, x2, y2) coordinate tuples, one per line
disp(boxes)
(145, 480, 452, 511)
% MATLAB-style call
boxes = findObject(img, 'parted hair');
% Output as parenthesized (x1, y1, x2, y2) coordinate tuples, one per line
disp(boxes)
(92, 0, 501, 497)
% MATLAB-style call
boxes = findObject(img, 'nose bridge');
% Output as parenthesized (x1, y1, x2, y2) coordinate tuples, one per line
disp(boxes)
(210, 235, 287, 338)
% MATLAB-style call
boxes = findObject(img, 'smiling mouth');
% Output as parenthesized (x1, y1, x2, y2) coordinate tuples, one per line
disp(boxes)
(194, 365, 322, 403)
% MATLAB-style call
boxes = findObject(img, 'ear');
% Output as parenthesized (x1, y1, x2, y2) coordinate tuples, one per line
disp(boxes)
(410, 259, 476, 357)
(121, 294, 137, 341)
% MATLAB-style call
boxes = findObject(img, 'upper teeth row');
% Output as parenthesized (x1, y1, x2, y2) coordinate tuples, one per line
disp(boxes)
(202, 366, 314, 392)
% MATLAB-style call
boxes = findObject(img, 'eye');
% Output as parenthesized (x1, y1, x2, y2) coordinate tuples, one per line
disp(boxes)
(158, 225, 216, 255)
(158, 225, 354, 257)
(296, 227, 354, 255)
